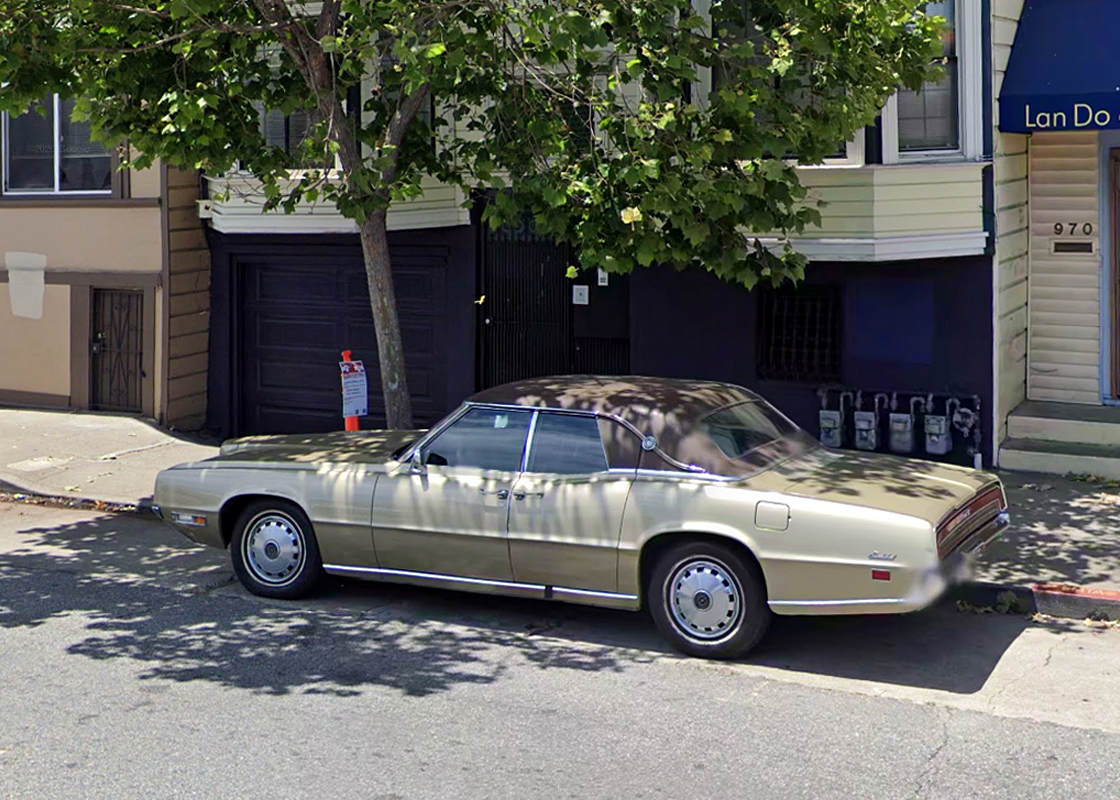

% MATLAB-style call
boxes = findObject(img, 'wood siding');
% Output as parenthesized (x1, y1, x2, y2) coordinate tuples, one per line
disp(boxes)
(204, 173, 470, 234)
(993, 0, 1030, 441)
(165, 168, 211, 428)
(793, 163, 985, 239)
(1027, 132, 1101, 404)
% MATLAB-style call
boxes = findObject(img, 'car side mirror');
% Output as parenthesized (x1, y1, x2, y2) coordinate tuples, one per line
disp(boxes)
(408, 451, 426, 475)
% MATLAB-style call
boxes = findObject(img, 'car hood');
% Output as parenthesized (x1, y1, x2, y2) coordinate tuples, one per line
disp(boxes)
(748, 447, 1000, 526)
(202, 429, 426, 466)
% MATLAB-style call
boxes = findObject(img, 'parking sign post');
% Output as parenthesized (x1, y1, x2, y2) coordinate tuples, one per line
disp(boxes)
(339, 350, 368, 431)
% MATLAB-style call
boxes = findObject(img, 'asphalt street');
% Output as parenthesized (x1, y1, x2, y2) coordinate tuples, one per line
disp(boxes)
(2, 502, 1119, 800)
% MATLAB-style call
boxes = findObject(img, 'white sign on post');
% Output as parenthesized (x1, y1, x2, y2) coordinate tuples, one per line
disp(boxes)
(340, 360, 369, 418)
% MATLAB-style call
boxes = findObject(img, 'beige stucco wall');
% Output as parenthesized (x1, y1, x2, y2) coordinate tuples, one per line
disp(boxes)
(0, 206, 162, 272)
(130, 158, 163, 199)
(0, 284, 71, 397)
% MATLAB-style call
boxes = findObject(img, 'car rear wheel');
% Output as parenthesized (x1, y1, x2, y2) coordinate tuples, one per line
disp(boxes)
(230, 499, 323, 599)
(649, 540, 771, 660)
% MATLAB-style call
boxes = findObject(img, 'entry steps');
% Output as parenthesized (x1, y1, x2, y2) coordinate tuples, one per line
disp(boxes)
(1000, 401, 1120, 479)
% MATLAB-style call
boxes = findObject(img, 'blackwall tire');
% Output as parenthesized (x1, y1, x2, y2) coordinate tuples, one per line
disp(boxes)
(648, 539, 771, 660)
(229, 499, 323, 600)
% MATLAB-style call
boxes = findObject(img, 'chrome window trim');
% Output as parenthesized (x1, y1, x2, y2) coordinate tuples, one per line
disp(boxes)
(402, 404, 534, 470)
(410, 397, 816, 483)
(520, 410, 540, 473)
(522, 410, 611, 477)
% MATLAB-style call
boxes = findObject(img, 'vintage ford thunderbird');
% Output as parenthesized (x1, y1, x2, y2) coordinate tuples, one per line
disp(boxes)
(154, 376, 1009, 659)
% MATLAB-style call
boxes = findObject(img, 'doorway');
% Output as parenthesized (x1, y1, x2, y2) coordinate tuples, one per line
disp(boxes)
(90, 289, 143, 412)
(478, 220, 630, 390)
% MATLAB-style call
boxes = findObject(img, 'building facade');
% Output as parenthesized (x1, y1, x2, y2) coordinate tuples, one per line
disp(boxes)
(6, 2, 1043, 474)
(195, 0, 1006, 472)
(0, 94, 210, 428)
(992, 0, 1120, 477)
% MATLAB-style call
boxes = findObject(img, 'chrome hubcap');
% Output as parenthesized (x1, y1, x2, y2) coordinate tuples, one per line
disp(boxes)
(243, 512, 305, 586)
(668, 558, 742, 641)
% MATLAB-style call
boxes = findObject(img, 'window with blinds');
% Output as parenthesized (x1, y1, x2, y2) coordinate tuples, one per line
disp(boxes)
(897, 0, 959, 152)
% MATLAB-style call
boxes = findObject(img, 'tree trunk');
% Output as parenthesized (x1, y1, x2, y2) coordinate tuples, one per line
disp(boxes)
(358, 208, 413, 430)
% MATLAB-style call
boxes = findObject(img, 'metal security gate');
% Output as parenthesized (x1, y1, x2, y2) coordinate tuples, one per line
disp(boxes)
(479, 220, 630, 389)
(480, 221, 575, 388)
(91, 289, 143, 412)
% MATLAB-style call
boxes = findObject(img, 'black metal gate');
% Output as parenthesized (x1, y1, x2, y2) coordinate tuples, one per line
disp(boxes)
(91, 289, 143, 412)
(479, 220, 630, 389)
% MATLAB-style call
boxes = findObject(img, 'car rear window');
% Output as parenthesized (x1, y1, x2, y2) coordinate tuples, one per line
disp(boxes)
(699, 402, 798, 461)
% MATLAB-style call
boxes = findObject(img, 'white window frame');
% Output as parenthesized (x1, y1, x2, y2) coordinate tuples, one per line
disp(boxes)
(692, 0, 865, 168)
(1, 94, 114, 197)
(881, 0, 983, 164)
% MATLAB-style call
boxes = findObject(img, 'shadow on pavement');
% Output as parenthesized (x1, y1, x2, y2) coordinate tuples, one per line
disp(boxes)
(0, 509, 1061, 699)
(976, 473, 1120, 590)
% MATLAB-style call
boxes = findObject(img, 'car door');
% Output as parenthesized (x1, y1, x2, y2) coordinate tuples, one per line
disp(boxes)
(371, 406, 531, 581)
(507, 412, 635, 593)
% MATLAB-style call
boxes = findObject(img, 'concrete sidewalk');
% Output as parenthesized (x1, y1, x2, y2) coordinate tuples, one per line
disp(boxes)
(1, 406, 1119, 617)
(0, 408, 217, 506)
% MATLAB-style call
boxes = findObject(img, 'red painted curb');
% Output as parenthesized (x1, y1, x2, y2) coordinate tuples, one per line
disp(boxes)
(1033, 583, 1120, 603)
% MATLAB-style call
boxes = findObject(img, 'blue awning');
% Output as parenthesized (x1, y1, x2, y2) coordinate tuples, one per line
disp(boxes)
(999, 0, 1120, 133)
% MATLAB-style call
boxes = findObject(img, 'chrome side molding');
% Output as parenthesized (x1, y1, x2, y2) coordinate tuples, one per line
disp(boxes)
(322, 564, 639, 606)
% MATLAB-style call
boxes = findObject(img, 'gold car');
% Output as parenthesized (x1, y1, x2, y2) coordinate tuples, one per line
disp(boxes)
(154, 376, 1009, 659)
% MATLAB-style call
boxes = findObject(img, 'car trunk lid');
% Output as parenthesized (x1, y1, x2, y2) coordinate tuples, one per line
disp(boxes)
(749, 448, 1002, 529)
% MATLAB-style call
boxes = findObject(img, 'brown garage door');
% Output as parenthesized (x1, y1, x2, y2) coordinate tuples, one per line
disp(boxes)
(239, 252, 448, 435)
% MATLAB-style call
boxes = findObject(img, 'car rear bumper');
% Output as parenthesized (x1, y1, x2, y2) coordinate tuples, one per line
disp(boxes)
(770, 511, 1011, 616)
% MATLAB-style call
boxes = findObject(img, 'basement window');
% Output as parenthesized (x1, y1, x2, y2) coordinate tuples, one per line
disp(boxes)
(757, 284, 843, 383)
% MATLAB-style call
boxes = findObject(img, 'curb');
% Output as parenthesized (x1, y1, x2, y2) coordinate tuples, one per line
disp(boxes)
(0, 478, 155, 518)
(954, 581, 1120, 621)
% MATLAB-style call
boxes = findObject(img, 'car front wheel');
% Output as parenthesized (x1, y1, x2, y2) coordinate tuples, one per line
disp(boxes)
(649, 540, 771, 660)
(230, 499, 323, 599)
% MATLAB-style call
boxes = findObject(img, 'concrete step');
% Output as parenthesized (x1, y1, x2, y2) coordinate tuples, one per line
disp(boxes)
(999, 437, 1120, 479)
(1007, 400, 1120, 446)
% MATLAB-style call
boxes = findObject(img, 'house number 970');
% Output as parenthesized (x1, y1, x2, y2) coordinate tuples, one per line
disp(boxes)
(1054, 222, 1093, 236)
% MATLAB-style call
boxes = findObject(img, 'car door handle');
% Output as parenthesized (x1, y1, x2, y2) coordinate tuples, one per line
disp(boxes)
(513, 491, 545, 501)
(480, 488, 509, 500)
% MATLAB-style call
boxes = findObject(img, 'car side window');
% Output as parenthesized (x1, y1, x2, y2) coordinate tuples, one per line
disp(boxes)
(526, 413, 609, 475)
(423, 407, 532, 472)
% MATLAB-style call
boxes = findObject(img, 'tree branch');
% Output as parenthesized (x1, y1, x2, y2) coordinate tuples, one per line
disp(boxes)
(316, 0, 341, 39)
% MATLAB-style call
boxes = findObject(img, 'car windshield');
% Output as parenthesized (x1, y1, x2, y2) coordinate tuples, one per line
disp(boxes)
(699, 401, 801, 462)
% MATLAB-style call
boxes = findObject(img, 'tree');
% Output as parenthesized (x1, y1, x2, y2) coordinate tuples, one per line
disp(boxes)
(0, 0, 942, 428)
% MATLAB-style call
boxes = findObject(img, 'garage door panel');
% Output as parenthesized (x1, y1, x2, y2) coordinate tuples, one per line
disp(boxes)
(240, 249, 453, 435)
(256, 360, 341, 392)
(249, 266, 343, 304)
(251, 319, 341, 349)
(346, 320, 438, 358)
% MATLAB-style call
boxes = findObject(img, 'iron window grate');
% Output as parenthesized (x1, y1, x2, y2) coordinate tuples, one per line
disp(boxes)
(757, 284, 842, 383)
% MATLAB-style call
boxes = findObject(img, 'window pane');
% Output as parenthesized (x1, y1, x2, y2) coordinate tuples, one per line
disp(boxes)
(424, 407, 531, 472)
(260, 103, 320, 166)
(898, 1, 959, 152)
(59, 98, 112, 192)
(5, 97, 55, 192)
(898, 63, 959, 151)
(527, 414, 609, 474)
(700, 402, 797, 461)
